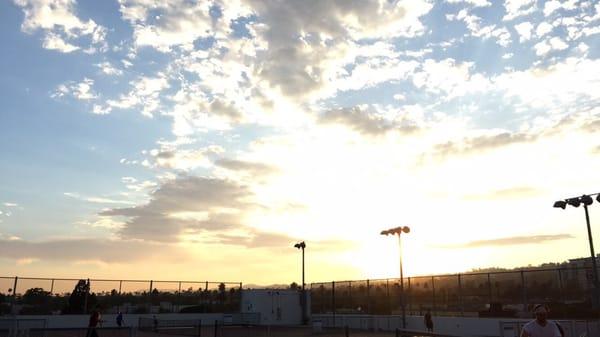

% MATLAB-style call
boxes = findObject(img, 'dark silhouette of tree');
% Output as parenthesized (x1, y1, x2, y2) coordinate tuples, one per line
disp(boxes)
(22, 288, 52, 305)
(218, 283, 226, 304)
(289, 282, 299, 290)
(62, 279, 95, 314)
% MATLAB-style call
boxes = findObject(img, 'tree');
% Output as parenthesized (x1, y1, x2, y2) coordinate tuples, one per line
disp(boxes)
(22, 288, 52, 306)
(289, 282, 299, 290)
(62, 279, 93, 314)
(218, 283, 226, 305)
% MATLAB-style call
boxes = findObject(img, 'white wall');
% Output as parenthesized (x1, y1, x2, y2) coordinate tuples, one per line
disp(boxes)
(12, 313, 223, 328)
(241, 289, 307, 326)
(313, 314, 600, 337)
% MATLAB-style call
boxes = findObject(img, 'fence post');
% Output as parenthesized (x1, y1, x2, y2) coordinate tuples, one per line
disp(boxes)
(366, 279, 370, 315)
(386, 279, 390, 314)
(119, 280, 123, 294)
(84, 278, 90, 314)
(407, 277, 411, 315)
(487, 273, 493, 305)
(332, 281, 336, 325)
(520, 270, 527, 312)
(348, 281, 352, 311)
(558, 268, 565, 304)
(11, 276, 18, 314)
(50, 279, 55, 294)
(431, 276, 436, 315)
(177, 281, 182, 313)
(458, 274, 464, 317)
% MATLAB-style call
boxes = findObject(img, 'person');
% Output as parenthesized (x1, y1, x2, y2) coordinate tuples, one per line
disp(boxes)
(520, 304, 563, 337)
(424, 309, 434, 332)
(116, 312, 123, 327)
(87, 306, 102, 337)
(153, 315, 158, 332)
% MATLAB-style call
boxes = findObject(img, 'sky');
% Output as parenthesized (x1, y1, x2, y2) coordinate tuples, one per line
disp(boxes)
(0, 0, 599, 286)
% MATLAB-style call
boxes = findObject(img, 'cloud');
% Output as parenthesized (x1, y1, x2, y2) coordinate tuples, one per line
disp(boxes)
(211, 231, 293, 248)
(101, 175, 255, 242)
(319, 106, 419, 136)
(42, 32, 79, 52)
(434, 131, 536, 157)
(463, 186, 543, 200)
(63, 192, 135, 205)
(493, 57, 600, 112)
(106, 75, 170, 117)
(52, 78, 97, 101)
(14, 0, 107, 53)
(536, 22, 553, 37)
(543, 0, 578, 17)
(96, 62, 123, 76)
(411, 58, 490, 99)
(215, 158, 278, 176)
(446, 0, 491, 8)
(0, 237, 188, 263)
(3, 203, 18, 207)
(534, 37, 568, 56)
(503, 0, 536, 21)
(514, 21, 533, 42)
(118, 0, 221, 52)
(443, 234, 574, 248)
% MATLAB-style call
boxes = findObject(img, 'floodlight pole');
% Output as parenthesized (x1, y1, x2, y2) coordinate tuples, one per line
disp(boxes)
(555, 193, 600, 310)
(381, 226, 409, 329)
(398, 234, 406, 329)
(583, 203, 600, 309)
(295, 241, 307, 324)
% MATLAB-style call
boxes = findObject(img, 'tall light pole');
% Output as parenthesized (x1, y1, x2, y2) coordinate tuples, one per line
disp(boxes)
(554, 193, 600, 309)
(294, 241, 307, 324)
(381, 226, 410, 329)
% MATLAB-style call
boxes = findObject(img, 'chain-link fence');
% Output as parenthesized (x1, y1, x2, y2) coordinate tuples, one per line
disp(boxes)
(311, 267, 597, 318)
(0, 277, 242, 315)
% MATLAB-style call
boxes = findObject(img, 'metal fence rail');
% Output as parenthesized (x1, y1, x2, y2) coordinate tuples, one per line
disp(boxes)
(0, 277, 243, 315)
(311, 266, 597, 318)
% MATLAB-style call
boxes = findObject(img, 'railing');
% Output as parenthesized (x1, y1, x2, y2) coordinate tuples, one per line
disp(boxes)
(0, 277, 242, 315)
(311, 266, 597, 318)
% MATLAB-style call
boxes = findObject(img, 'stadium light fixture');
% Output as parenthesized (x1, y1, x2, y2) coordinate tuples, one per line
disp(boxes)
(567, 197, 581, 207)
(380, 226, 410, 329)
(554, 192, 600, 309)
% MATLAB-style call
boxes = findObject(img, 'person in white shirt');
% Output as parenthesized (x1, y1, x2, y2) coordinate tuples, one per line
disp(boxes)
(520, 304, 563, 337)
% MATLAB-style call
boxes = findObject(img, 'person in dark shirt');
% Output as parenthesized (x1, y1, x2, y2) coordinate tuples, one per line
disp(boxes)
(87, 306, 102, 337)
(424, 309, 434, 332)
(116, 312, 123, 327)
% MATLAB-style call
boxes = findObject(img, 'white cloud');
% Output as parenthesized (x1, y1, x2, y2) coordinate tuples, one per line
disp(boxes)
(514, 21, 534, 42)
(42, 32, 79, 52)
(52, 78, 97, 101)
(3, 203, 18, 207)
(92, 104, 111, 115)
(96, 61, 123, 76)
(63, 192, 135, 205)
(533, 37, 568, 56)
(544, 0, 578, 16)
(411, 58, 491, 99)
(536, 22, 553, 37)
(494, 57, 600, 112)
(107, 75, 170, 117)
(446, 0, 491, 7)
(14, 0, 107, 53)
(503, 0, 536, 21)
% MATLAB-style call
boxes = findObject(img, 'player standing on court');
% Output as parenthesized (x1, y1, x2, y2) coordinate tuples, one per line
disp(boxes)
(87, 306, 102, 337)
(520, 304, 564, 337)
